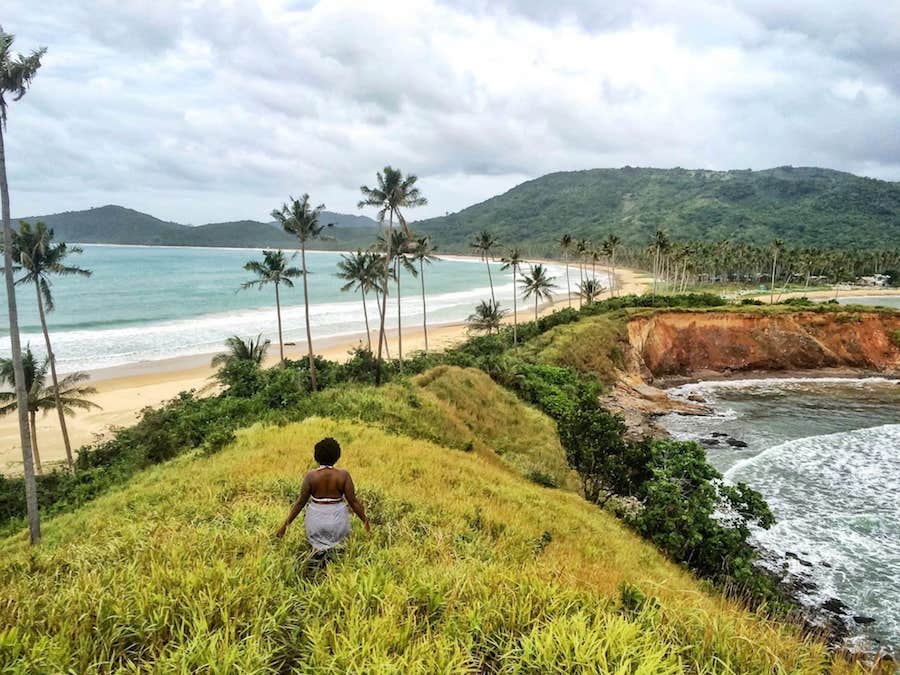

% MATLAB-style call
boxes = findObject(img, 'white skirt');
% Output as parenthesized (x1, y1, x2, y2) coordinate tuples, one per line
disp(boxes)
(305, 500, 351, 552)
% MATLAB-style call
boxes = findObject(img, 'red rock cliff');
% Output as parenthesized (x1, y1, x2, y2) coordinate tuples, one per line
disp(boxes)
(627, 311, 900, 379)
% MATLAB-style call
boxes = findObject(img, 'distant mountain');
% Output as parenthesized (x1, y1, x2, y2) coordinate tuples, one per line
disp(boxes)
(18, 166, 900, 254)
(414, 166, 900, 254)
(15, 205, 380, 250)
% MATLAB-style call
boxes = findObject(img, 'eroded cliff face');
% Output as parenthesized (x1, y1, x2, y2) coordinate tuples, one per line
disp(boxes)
(627, 311, 900, 380)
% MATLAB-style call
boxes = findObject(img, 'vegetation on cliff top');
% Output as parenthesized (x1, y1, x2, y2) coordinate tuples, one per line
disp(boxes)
(2, 294, 896, 670)
(0, 417, 850, 673)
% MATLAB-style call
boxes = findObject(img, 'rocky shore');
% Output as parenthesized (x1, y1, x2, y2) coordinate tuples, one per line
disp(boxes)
(604, 373, 897, 662)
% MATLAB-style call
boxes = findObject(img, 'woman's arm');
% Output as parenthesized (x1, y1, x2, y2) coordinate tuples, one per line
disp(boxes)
(343, 472, 370, 533)
(275, 474, 312, 538)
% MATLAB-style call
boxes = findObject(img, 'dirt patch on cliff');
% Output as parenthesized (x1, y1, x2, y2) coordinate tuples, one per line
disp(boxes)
(627, 311, 900, 381)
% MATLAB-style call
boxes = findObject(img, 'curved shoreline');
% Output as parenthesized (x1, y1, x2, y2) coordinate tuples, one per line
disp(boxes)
(656, 375, 900, 657)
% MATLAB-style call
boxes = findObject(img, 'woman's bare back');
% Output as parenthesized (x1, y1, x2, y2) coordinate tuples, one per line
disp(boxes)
(307, 467, 348, 500)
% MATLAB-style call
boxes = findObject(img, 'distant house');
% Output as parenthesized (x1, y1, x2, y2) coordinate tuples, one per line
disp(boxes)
(857, 274, 890, 287)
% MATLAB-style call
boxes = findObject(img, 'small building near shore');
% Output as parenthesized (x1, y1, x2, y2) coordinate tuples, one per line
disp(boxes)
(857, 274, 890, 287)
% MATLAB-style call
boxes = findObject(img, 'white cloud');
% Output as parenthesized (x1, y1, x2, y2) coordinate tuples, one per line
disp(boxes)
(3, 0, 899, 223)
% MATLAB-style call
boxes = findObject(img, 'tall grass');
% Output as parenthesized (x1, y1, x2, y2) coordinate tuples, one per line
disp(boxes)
(296, 366, 576, 489)
(0, 417, 870, 672)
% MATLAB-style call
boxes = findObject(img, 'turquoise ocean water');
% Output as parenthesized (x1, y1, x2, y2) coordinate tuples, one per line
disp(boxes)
(0, 245, 577, 373)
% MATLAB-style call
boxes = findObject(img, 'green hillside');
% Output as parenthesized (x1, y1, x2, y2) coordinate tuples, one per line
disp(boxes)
(0, 380, 847, 672)
(16, 166, 900, 254)
(15, 205, 379, 249)
(414, 166, 900, 253)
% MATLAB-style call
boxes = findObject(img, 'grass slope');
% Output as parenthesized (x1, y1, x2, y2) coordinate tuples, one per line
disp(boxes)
(0, 416, 852, 673)
(414, 166, 900, 252)
(298, 366, 575, 489)
(520, 314, 630, 386)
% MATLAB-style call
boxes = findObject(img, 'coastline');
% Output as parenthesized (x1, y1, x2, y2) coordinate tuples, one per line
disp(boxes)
(0, 265, 650, 472)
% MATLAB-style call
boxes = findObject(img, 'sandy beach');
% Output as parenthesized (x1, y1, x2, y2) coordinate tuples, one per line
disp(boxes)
(0, 265, 651, 473)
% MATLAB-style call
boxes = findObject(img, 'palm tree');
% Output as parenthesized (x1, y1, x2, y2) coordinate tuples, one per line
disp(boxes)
(358, 167, 427, 385)
(211, 335, 270, 367)
(770, 238, 784, 304)
(0, 345, 98, 475)
(411, 236, 438, 353)
(500, 248, 525, 345)
(369, 252, 392, 360)
(652, 229, 669, 294)
(470, 230, 499, 305)
(602, 233, 621, 296)
(240, 250, 301, 363)
(272, 194, 326, 391)
(467, 299, 507, 334)
(1, 27, 45, 544)
(559, 234, 573, 307)
(12, 221, 91, 471)
(377, 229, 417, 370)
(578, 278, 605, 304)
(520, 264, 558, 322)
(337, 250, 380, 351)
(575, 238, 590, 308)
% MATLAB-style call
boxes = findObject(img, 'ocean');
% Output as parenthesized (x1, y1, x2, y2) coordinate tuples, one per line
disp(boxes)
(838, 296, 900, 309)
(0, 244, 579, 373)
(659, 378, 900, 651)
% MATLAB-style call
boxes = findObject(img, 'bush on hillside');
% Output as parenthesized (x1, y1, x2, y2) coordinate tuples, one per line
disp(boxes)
(628, 439, 775, 591)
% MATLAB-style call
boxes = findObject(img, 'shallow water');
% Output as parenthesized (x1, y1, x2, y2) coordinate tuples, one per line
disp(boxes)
(659, 378, 900, 651)
(0, 245, 581, 372)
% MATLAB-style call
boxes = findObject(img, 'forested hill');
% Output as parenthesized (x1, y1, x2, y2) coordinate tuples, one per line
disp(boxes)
(413, 166, 900, 253)
(17, 166, 900, 252)
(15, 205, 379, 249)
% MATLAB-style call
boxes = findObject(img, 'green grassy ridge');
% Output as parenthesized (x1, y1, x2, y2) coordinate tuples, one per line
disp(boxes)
(294, 365, 577, 489)
(413, 166, 900, 252)
(0, 417, 858, 673)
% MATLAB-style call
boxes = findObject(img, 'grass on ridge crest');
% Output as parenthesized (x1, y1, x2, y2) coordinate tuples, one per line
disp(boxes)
(299, 365, 576, 489)
(0, 416, 858, 673)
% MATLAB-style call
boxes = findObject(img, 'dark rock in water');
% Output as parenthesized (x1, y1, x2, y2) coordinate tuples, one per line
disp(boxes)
(821, 597, 849, 614)
(711, 432, 729, 438)
(853, 616, 876, 625)
(821, 561, 832, 568)
(687, 394, 706, 403)
(726, 438, 749, 447)
(700, 438, 721, 446)
(783, 551, 813, 567)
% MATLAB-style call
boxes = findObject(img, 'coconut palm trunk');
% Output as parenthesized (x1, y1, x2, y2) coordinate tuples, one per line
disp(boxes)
(375, 289, 391, 359)
(511, 266, 518, 345)
(274, 282, 284, 362)
(376, 211, 393, 384)
(653, 246, 660, 294)
(612, 251, 619, 296)
(484, 254, 495, 305)
(564, 252, 571, 306)
(770, 251, 778, 304)
(419, 259, 428, 353)
(0, 122, 40, 543)
(361, 289, 372, 351)
(300, 244, 317, 391)
(534, 295, 539, 322)
(396, 270, 403, 371)
(578, 257, 584, 308)
(28, 410, 41, 475)
(34, 281, 74, 470)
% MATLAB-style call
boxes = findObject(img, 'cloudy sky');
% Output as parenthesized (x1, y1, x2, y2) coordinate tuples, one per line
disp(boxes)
(4, 0, 900, 224)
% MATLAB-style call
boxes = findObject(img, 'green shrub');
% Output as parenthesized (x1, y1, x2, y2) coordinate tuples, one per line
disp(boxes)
(890, 329, 900, 348)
